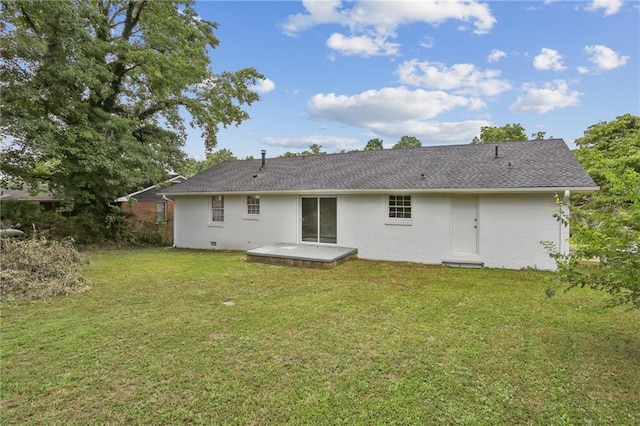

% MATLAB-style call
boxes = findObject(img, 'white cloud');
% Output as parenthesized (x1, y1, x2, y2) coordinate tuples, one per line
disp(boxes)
(281, 0, 347, 36)
(396, 60, 511, 97)
(533, 48, 566, 71)
(284, 0, 496, 35)
(282, 0, 496, 57)
(420, 36, 435, 49)
(487, 49, 507, 63)
(326, 32, 400, 56)
(577, 66, 589, 74)
(305, 86, 489, 144)
(510, 80, 582, 113)
(262, 135, 360, 151)
(467, 97, 487, 110)
(250, 78, 276, 94)
(308, 86, 477, 126)
(585, 0, 623, 16)
(584, 44, 629, 70)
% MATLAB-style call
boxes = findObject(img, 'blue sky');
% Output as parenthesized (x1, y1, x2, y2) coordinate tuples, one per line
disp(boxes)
(185, 0, 639, 159)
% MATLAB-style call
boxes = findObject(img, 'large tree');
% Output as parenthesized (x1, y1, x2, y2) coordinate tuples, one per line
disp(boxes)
(472, 123, 528, 144)
(1, 0, 263, 238)
(545, 114, 640, 307)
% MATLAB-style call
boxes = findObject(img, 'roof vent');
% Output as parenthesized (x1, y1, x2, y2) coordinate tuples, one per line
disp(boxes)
(261, 150, 266, 169)
(494, 146, 499, 158)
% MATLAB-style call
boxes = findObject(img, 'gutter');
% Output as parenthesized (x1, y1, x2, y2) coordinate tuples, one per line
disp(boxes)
(160, 186, 599, 197)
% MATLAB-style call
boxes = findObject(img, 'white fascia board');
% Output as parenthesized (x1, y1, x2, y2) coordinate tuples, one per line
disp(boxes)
(120, 176, 186, 200)
(161, 186, 599, 196)
(167, 175, 187, 183)
(121, 185, 158, 199)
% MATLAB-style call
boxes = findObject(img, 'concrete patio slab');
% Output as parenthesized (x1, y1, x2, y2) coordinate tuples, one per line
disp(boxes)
(246, 243, 357, 269)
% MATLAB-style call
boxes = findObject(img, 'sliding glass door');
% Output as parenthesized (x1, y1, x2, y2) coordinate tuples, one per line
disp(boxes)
(301, 197, 337, 244)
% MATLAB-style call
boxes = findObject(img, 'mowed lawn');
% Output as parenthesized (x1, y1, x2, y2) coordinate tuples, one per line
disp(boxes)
(1, 249, 639, 425)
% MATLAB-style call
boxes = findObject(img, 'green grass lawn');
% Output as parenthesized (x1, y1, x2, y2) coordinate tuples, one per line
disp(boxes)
(2, 248, 639, 425)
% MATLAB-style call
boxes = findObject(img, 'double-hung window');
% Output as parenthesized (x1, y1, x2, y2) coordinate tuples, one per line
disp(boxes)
(155, 201, 167, 223)
(246, 195, 260, 216)
(388, 195, 412, 220)
(211, 195, 224, 223)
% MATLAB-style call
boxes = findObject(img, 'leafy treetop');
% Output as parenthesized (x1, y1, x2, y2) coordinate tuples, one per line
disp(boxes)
(393, 136, 421, 149)
(281, 144, 326, 157)
(0, 0, 263, 238)
(179, 149, 238, 178)
(364, 138, 384, 150)
(573, 113, 640, 200)
(472, 123, 528, 144)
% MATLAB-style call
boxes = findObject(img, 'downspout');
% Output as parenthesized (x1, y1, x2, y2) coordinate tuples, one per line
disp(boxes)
(559, 190, 570, 255)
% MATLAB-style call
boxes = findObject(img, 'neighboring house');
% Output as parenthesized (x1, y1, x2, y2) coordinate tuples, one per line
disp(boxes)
(0, 184, 59, 223)
(115, 175, 186, 242)
(161, 139, 597, 270)
(0, 184, 58, 206)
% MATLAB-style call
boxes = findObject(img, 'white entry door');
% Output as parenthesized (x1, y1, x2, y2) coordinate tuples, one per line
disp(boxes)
(452, 197, 478, 255)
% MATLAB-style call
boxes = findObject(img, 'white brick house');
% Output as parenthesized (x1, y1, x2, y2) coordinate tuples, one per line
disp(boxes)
(162, 139, 597, 270)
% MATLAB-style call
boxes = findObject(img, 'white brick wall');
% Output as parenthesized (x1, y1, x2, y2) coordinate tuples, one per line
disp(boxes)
(477, 193, 564, 270)
(173, 191, 567, 270)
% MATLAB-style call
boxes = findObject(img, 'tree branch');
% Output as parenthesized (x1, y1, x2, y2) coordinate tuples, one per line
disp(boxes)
(101, 1, 147, 112)
(19, 5, 39, 34)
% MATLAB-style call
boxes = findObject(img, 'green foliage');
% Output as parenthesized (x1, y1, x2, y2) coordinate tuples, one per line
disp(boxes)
(0, 202, 166, 246)
(545, 167, 640, 307)
(179, 149, 238, 178)
(1, 0, 263, 239)
(364, 138, 384, 150)
(302, 143, 325, 156)
(392, 135, 421, 149)
(472, 123, 528, 144)
(0, 200, 52, 233)
(545, 114, 640, 307)
(0, 236, 89, 301)
(280, 144, 326, 157)
(574, 114, 640, 198)
(531, 131, 547, 140)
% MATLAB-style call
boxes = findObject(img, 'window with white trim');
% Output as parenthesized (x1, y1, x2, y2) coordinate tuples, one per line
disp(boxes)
(155, 201, 167, 223)
(388, 195, 411, 219)
(246, 195, 260, 216)
(211, 195, 224, 222)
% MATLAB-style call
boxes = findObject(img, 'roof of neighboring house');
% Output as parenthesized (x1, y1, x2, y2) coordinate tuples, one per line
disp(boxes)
(0, 185, 57, 202)
(162, 139, 598, 195)
(116, 175, 186, 203)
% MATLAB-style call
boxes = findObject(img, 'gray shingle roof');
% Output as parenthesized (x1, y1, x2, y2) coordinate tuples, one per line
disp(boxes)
(163, 139, 597, 194)
(0, 184, 57, 201)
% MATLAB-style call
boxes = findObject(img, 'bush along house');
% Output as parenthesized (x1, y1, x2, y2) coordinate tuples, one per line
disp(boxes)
(116, 174, 186, 244)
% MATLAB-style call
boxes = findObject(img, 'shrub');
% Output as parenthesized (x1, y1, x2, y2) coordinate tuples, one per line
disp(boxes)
(0, 200, 61, 237)
(0, 236, 90, 301)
